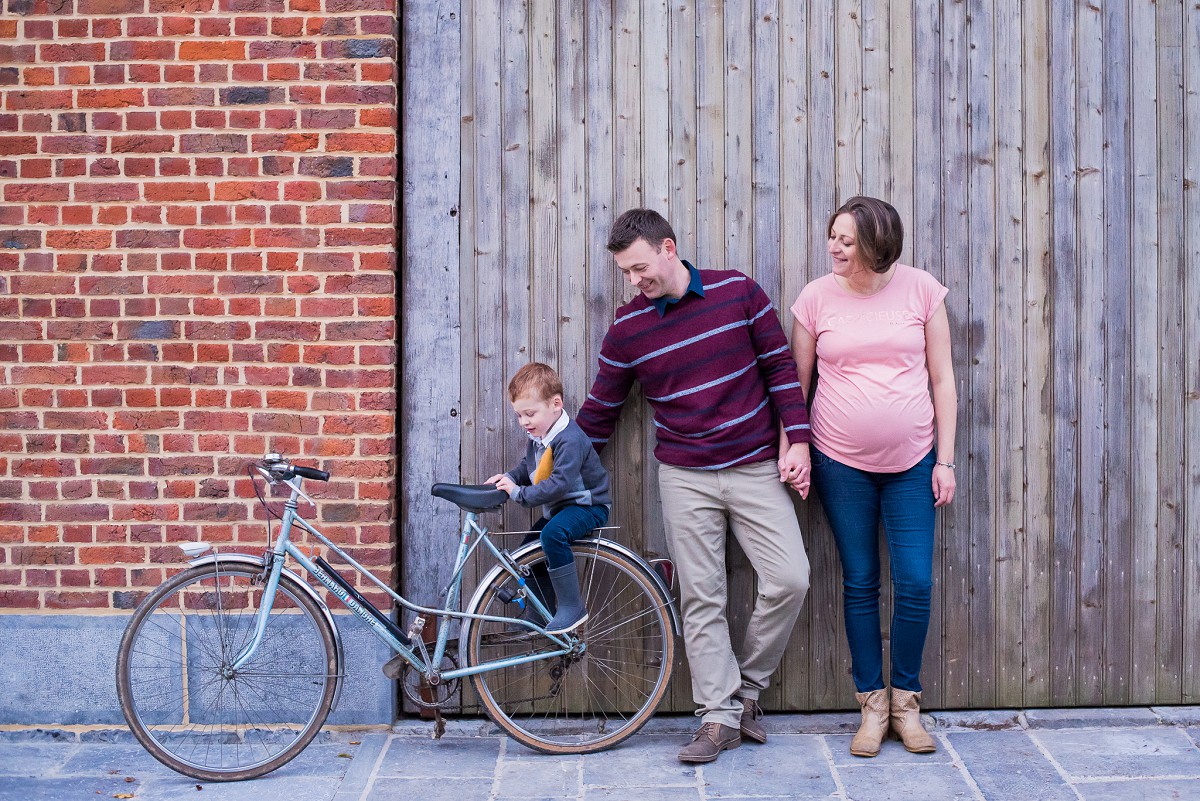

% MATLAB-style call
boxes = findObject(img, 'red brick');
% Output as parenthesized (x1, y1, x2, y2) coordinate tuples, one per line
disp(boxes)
(46, 230, 113, 249)
(176, 39, 245, 60)
(144, 182, 210, 201)
(40, 42, 106, 62)
(77, 88, 146, 108)
(213, 180, 278, 200)
(78, 0, 147, 11)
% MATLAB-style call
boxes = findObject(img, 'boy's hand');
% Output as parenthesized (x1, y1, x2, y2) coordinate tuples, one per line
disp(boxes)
(488, 474, 518, 498)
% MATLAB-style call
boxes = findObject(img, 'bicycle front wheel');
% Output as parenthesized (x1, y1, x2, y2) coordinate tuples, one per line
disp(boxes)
(116, 562, 338, 781)
(465, 541, 675, 754)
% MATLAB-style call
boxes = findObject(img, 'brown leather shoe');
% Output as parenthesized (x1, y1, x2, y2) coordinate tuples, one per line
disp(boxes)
(736, 696, 767, 744)
(678, 722, 741, 763)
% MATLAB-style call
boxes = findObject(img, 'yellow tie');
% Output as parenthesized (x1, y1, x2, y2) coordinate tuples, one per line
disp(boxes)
(531, 446, 554, 484)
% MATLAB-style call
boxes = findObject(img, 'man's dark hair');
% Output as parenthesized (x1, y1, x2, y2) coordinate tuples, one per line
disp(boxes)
(827, 196, 904, 273)
(607, 208, 677, 254)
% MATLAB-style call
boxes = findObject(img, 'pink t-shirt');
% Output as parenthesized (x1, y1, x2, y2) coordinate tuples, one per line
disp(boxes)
(791, 264, 948, 472)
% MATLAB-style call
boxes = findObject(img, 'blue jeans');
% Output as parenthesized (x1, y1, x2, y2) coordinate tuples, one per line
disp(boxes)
(810, 447, 936, 693)
(532, 504, 609, 568)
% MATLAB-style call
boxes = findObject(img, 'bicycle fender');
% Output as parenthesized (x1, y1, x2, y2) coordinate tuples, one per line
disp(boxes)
(187, 553, 347, 712)
(474, 538, 682, 637)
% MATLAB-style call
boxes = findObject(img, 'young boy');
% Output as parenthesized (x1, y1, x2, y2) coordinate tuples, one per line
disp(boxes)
(486, 362, 611, 634)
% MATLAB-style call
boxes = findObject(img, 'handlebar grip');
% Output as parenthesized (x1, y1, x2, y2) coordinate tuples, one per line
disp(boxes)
(292, 465, 330, 482)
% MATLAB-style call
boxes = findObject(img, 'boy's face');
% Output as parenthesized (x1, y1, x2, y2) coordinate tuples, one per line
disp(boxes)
(511, 392, 564, 439)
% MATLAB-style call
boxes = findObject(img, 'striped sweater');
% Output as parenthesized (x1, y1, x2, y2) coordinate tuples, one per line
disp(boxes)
(576, 264, 811, 470)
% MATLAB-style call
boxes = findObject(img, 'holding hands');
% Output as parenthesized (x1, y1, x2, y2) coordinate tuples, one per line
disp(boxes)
(777, 442, 812, 499)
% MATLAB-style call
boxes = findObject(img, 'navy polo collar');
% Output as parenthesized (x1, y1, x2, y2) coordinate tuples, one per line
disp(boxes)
(651, 260, 705, 316)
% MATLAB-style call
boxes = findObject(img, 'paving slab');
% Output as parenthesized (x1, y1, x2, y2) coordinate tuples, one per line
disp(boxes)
(579, 734, 697, 789)
(1076, 778, 1200, 800)
(375, 735, 500, 778)
(1032, 727, 1200, 779)
(948, 730, 1075, 801)
(493, 748, 581, 799)
(836, 760, 977, 801)
(0, 742, 81, 777)
(0, 774, 142, 801)
(702, 736, 836, 798)
(366, 776, 495, 800)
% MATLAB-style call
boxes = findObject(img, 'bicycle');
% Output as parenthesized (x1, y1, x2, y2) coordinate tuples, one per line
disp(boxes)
(115, 453, 679, 781)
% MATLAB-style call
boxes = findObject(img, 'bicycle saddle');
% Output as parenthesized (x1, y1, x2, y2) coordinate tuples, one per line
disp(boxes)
(431, 483, 509, 512)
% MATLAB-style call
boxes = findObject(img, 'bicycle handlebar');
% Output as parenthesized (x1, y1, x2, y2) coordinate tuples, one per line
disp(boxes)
(291, 465, 330, 482)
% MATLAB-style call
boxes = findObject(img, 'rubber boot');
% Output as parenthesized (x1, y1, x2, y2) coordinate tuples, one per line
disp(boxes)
(849, 688, 890, 757)
(544, 561, 588, 634)
(890, 689, 937, 753)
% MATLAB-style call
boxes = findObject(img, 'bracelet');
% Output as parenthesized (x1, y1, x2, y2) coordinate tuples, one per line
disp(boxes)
(935, 460, 956, 469)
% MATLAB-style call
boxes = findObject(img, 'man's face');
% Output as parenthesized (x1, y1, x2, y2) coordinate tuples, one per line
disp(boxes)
(614, 237, 680, 300)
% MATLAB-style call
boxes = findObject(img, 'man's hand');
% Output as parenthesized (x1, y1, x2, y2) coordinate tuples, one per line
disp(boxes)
(485, 474, 519, 497)
(777, 442, 811, 499)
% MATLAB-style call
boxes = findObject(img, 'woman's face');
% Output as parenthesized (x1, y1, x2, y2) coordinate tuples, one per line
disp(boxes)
(827, 213, 864, 277)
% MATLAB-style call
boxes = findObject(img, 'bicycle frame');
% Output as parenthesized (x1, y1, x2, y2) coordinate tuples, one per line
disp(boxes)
(227, 473, 578, 684)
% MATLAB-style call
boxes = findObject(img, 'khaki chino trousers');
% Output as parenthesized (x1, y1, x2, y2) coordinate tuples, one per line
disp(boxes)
(658, 460, 810, 728)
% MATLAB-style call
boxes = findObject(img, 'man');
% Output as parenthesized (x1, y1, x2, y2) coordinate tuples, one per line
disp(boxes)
(576, 208, 812, 764)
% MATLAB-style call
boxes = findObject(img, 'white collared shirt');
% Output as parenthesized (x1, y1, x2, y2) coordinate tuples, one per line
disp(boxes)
(531, 410, 570, 448)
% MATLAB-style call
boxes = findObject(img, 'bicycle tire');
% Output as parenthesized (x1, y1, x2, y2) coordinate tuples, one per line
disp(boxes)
(116, 562, 338, 781)
(464, 541, 675, 754)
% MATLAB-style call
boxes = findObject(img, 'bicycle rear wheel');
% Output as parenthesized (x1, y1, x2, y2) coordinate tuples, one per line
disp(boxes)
(465, 541, 675, 754)
(116, 562, 338, 781)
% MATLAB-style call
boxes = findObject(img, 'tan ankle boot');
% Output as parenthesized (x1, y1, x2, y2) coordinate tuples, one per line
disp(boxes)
(849, 688, 889, 757)
(889, 689, 937, 753)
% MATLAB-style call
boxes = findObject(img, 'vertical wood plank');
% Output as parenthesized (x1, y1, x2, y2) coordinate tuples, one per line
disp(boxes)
(529, 0, 559, 370)
(937, 0, 971, 709)
(1100, 0, 1133, 705)
(695, 0, 725, 269)
(1156, 0, 1186, 703)
(834, 0, 863, 197)
(912, 0, 946, 705)
(724, 0, 754, 271)
(1180, 0, 1200, 705)
(1048, 0, 1080, 707)
(1074, 0, 1107, 707)
(499, 0, 532, 535)
(777, 0, 814, 712)
(401, 0, 462, 605)
(888, 0, 915, 268)
(1182, 0, 1200, 706)
(558, 1, 589, 404)
(965, 0, 998, 708)
(1129, 0, 1160, 705)
(1020, 0, 1054, 708)
(860, 0, 890, 199)
(993, 0, 1025, 707)
(806, 0, 848, 710)
(752, 0, 782, 295)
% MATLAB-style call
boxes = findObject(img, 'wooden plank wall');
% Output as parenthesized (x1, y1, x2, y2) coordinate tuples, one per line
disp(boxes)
(404, 0, 1200, 709)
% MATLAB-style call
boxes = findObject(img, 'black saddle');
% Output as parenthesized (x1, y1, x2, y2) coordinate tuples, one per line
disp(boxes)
(431, 483, 509, 512)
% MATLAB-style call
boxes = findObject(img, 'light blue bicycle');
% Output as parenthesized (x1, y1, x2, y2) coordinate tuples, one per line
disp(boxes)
(116, 453, 679, 781)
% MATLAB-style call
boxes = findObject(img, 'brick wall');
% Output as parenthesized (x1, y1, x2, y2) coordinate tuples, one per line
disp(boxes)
(0, 0, 399, 614)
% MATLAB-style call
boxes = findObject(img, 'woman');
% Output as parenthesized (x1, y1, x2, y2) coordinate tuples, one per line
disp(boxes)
(788, 196, 957, 757)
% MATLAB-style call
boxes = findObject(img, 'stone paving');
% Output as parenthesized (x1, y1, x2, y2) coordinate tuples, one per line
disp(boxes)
(3, 708, 1200, 800)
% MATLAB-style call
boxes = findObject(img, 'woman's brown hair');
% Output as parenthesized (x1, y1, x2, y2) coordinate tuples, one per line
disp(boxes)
(828, 196, 904, 273)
